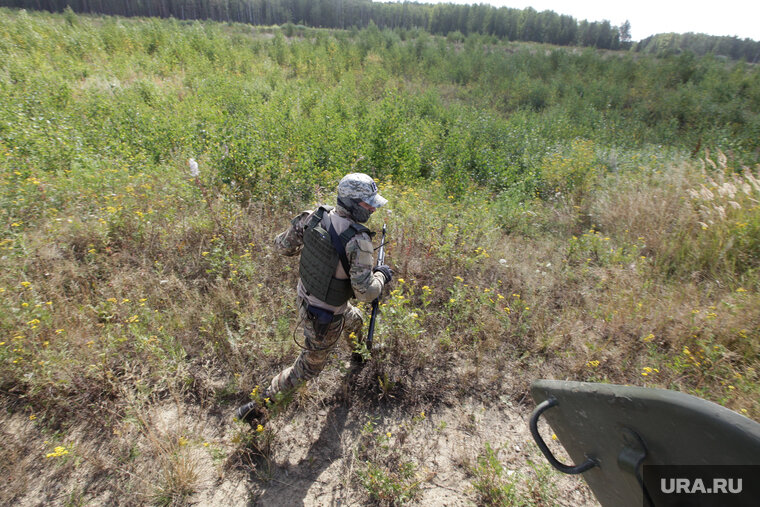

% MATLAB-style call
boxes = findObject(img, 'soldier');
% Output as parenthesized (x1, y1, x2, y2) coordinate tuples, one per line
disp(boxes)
(236, 173, 393, 423)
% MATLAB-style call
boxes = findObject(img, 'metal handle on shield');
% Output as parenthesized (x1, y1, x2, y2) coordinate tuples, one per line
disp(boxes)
(529, 397, 599, 475)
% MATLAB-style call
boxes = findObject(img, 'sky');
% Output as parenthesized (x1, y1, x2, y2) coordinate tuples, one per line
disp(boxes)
(394, 1, 760, 42)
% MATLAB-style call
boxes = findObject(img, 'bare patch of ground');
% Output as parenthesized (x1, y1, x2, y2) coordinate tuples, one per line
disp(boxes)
(1, 369, 597, 505)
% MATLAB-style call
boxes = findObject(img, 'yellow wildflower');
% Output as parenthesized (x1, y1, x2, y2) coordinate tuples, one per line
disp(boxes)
(256, 424, 264, 433)
(46, 446, 69, 458)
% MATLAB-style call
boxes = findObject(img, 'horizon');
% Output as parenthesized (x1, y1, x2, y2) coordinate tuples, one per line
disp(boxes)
(388, 0, 759, 42)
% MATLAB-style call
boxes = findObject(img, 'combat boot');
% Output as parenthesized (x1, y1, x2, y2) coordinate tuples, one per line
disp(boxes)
(235, 399, 267, 424)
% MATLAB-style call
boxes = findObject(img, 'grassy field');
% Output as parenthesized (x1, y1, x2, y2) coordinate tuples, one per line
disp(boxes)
(1, 8, 759, 505)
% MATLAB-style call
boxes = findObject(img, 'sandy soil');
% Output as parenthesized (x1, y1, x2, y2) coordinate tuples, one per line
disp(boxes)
(2, 364, 598, 506)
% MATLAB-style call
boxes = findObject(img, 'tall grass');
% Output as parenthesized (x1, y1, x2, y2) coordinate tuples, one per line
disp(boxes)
(1, 8, 759, 504)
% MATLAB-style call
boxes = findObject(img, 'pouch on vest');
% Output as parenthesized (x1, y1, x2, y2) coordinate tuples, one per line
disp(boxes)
(305, 304, 343, 343)
(306, 304, 339, 325)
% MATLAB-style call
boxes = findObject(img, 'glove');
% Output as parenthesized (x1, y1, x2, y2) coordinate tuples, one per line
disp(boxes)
(373, 265, 393, 284)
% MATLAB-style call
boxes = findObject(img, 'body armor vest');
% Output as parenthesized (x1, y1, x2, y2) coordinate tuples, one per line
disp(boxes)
(299, 206, 370, 307)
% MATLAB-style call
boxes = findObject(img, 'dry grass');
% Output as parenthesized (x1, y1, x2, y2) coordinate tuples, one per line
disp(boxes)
(2, 157, 759, 503)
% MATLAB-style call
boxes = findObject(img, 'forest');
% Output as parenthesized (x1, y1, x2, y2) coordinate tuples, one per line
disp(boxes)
(6, 0, 759, 60)
(2, 0, 632, 49)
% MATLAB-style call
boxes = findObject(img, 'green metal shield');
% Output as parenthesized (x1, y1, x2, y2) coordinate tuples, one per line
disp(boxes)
(530, 380, 760, 507)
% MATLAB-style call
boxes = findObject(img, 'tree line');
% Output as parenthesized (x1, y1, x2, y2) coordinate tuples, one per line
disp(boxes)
(635, 32, 760, 63)
(1, 0, 630, 50)
(4, 1, 758, 59)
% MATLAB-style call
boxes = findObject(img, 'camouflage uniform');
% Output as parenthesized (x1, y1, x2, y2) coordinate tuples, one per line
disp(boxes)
(266, 204, 386, 397)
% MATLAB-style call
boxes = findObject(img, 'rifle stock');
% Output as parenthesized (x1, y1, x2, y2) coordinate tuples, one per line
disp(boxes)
(366, 224, 386, 353)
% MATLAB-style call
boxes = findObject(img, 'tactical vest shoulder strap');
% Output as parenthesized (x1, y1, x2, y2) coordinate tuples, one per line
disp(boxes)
(348, 222, 372, 237)
(328, 223, 351, 277)
(306, 205, 333, 230)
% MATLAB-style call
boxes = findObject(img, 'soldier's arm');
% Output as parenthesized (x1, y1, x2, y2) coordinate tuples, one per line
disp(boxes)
(346, 232, 385, 302)
(274, 211, 311, 256)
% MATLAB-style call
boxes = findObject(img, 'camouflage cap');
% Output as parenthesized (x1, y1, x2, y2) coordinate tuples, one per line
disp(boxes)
(337, 173, 388, 208)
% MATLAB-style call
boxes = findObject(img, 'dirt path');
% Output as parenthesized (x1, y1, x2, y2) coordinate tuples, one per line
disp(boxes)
(198, 396, 597, 505)
(3, 389, 598, 506)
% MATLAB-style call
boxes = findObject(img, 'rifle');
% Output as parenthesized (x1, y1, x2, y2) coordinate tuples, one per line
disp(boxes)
(366, 224, 387, 354)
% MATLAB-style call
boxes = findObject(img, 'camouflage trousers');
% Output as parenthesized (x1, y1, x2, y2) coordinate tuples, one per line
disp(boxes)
(267, 297, 363, 397)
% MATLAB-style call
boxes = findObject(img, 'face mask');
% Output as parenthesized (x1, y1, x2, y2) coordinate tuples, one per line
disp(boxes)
(338, 196, 372, 223)
(352, 205, 372, 223)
